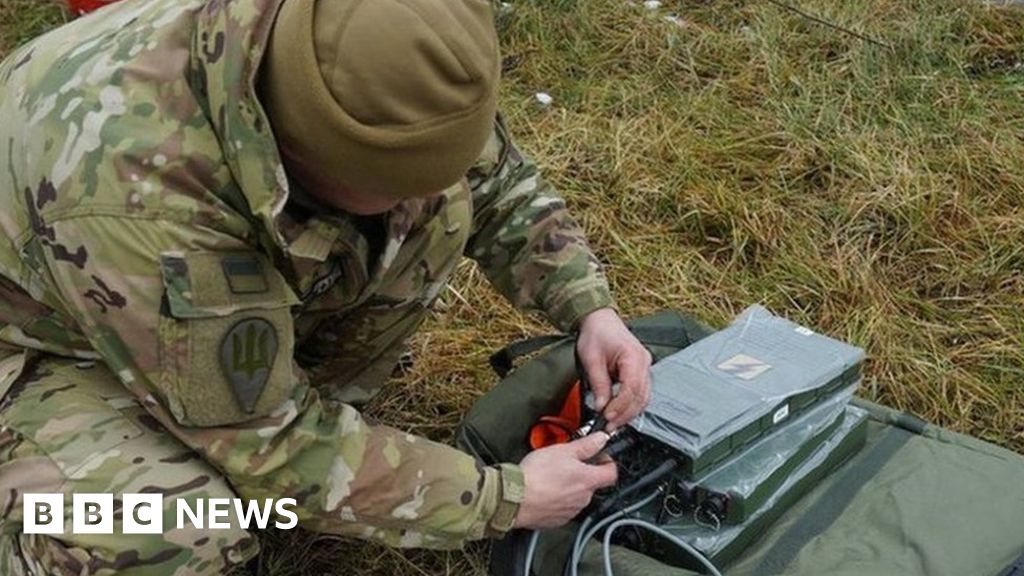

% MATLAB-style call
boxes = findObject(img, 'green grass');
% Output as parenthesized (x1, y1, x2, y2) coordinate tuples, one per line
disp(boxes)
(3, 0, 1024, 573)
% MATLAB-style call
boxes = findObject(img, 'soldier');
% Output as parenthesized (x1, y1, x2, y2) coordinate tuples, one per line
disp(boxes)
(0, 0, 653, 573)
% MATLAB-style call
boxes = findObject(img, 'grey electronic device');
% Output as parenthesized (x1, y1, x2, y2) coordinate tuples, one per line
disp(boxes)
(630, 305, 864, 476)
(686, 384, 857, 525)
(659, 404, 871, 564)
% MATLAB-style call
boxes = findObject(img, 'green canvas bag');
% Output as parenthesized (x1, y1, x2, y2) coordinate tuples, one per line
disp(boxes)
(456, 310, 1024, 576)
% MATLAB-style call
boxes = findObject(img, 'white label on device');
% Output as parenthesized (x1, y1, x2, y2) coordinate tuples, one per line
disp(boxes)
(717, 354, 772, 380)
(773, 404, 790, 425)
(795, 326, 814, 336)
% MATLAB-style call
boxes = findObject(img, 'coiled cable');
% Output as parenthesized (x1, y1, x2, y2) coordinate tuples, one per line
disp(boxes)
(600, 518, 722, 576)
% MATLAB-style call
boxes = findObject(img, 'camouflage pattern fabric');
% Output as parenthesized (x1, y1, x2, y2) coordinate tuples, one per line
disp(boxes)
(0, 358, 259, 576)
(0, 0, 613, 571)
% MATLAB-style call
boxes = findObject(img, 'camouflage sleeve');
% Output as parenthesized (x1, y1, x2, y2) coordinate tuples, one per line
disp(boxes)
(36, 214, 520, 548)
(465, 115, 616, 332)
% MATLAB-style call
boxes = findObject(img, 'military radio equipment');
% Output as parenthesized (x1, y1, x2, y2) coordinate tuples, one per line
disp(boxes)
(560, 306, 869, 576)
(673, 386, 853, 526)
(650, 405, 870, 568)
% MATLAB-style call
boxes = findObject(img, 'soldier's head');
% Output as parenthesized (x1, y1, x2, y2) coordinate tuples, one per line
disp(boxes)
(259, 0, 501, 215)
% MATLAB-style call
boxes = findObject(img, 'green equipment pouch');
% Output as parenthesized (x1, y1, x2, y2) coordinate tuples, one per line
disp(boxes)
(999, 550, 1024, 576)
(458, 310, 713, 466)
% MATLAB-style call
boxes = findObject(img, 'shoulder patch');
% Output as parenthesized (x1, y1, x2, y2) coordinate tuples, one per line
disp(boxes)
(220, 318, 278, 413)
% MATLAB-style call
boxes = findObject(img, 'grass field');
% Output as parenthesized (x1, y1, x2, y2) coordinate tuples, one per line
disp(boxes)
(3, 0, 1023, 574)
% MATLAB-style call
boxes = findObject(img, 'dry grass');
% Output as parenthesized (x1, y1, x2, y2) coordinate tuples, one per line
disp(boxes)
(0, 0, 67, 54)
(3, 0, 1024, 574)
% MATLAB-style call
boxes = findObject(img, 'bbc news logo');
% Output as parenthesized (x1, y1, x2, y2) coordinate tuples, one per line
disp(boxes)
(24, 494, 298, 534)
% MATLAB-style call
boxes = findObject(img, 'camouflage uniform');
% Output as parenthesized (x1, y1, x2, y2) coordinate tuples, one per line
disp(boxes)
(0, 0, 613, 573)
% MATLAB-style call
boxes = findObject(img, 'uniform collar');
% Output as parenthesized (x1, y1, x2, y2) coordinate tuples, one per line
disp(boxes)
(189, 0, 446, 277)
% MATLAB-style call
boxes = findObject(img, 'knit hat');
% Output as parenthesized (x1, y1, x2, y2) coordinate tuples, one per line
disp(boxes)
(260, 0, 501, 198)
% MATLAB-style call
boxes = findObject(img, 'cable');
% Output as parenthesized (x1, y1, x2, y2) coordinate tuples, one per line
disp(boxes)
(529, 413, 619, 575)
(523, 530, 541, 576)
(569, 489, 663, 576)
(600, 519, 723, 576)
(568, 516, 594, 576)
(762, 0, 892, 50)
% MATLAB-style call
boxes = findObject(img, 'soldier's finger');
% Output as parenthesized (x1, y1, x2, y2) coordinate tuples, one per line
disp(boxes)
(616, 349, 651, 420)
(580, 351, 613, 411)
(604, 382, 636, 427)
(643, 355, 653, 408)
(568, 430, 610, 460)
(584, 461, 619, 489)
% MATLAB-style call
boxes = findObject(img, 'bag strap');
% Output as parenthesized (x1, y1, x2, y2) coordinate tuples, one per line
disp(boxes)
(627, 325, 695, 349)
(487, 320, 698, 378)
(489, 334, 571, 378)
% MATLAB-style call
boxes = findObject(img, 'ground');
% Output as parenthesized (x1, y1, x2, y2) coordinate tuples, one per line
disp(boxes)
(2, 0, 1023, 574)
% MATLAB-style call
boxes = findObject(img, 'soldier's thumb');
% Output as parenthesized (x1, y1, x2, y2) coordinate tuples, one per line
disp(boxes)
(569, 431, 610, 461)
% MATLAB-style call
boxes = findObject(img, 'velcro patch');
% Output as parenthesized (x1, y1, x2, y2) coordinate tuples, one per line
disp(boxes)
(221, 254, 269, 294)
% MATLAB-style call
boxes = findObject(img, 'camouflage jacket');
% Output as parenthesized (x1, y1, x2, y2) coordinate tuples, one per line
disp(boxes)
(0, 0, 612, 547)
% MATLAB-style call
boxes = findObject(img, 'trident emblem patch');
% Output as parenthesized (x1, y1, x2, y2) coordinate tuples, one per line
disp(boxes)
(220, 318, 278, 413)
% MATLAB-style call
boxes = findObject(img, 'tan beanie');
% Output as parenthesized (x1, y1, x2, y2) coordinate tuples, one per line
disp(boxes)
(260, 0, 501, 199)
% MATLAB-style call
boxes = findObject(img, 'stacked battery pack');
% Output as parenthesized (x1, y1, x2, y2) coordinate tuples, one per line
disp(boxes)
(626, 305, 869, 566)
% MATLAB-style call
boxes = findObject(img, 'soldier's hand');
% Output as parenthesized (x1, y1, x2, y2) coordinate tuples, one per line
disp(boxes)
(513, 432, 618, 529)
(576, 307, 653, 430)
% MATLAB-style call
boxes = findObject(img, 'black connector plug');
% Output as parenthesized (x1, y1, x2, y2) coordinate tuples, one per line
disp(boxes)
(597, 459, 679, 516)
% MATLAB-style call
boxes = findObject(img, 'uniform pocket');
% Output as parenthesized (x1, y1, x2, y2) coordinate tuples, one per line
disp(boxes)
(158, 251, 301, 427)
